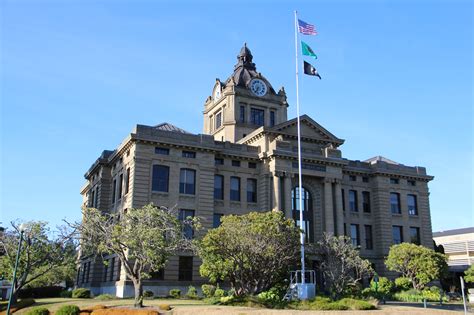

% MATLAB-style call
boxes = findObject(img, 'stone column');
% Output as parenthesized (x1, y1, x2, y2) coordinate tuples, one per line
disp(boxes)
(273, 173, 281, 211)
(334, 180, 344, 236)
(283, 174, 293, 219)
(324, 179, 335, 235)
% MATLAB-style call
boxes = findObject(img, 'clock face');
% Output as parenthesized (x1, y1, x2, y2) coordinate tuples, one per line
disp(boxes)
(214, 87, 221, 101)
(250, 79, 267, 97)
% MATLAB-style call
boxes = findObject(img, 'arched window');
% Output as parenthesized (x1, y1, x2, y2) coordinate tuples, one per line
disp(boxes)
(292, 186, 313, 242)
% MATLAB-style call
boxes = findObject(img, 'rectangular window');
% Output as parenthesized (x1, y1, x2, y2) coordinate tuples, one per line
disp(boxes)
(117, 174, 123, 200)
(109, 257, 115, 281)
(270, 111, 276, 127)
(365, 225, 373, 250)
(125, 168, 130, 194)
(214, 175, 224, 200)
(90, 189, 95, 207)
(112, 179, 117, 203)
(390, 192, 401, 214)
(182, 151, 196, 158)
(213, 213, 223, 228)
(407, 194, 418, 215)
(362, 176, 369, 183)
(152, 165, 169, 192)
(342, 189, 345, 211)
(250, 108, 265, 126)
(215, 158, 224, 165)
(179, 209, 195, 239)
(103, 260, 108, 281)
(349, 175, 357, 182)
(155, 147, 170, 155)
(408, 180, 416, 186)
(410, 227, 421, 245)
(150, 269, 164, 280)
(392, 226, 403, 244)
(248, 162, 257, 169)
(240, 105, 245, 123)
(230, 176, 241, 201)
(232, 160, 241, 167)
(349, 190, 358, 212)
(178, 256, 193, 281)
(215, 111, 222, 129)
(94, 188, 99, 207)
(247, 178, 257, 203)
(350, 224, 360, 247)
(390, 178, 399, 184)
(362, 191, 371, 213)
(179, 169, 196, 195)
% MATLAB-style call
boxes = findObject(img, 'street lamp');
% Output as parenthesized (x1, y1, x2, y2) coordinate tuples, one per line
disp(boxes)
(6, 223, 26, 315)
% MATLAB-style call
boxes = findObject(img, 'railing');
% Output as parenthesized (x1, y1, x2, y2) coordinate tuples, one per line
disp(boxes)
(283, 270, 316, 301)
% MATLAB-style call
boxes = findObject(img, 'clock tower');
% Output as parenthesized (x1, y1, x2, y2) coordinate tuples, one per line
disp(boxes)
(203, 44, 289, 143)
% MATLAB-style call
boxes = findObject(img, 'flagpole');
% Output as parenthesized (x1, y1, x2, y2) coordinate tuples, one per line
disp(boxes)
(294, 10, 305, 285)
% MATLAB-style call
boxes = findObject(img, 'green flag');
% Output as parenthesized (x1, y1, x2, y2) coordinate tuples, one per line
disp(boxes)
(301, 41, 317, 59)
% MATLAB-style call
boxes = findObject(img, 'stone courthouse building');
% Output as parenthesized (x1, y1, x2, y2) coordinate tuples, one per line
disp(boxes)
(78, 45, 434, 297)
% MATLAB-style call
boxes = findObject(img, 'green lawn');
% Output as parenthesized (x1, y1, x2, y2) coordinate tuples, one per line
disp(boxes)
(13, 297, 207, 314)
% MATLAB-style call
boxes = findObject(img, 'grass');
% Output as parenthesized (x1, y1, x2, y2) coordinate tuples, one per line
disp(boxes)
(13, 298, 206, 314)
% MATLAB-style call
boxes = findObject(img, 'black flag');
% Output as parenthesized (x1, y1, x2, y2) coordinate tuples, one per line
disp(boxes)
(303, 61, 321, 79)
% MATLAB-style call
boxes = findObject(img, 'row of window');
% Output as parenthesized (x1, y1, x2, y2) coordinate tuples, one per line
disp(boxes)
(391, 193, 418, 215)
(348, 224, 421, 248)
(348, 175, 416, 187)
(343, 190, 372, 213)
(111, 168, 131, 204)
(156, 147, 258, 169)
(102, 257, 118, 282)
(239, 106, 276, 127)
(215, 158, 257, 169)
(151, 165, 258, 203)
(155, 147, 196, 158)
(342, 190, 418, 216)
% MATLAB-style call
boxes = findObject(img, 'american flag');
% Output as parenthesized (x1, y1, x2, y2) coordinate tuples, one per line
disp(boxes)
(298, 19, 317, 35)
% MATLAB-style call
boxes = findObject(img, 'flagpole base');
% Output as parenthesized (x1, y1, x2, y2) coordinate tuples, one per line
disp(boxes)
(297, 283, 316, 300)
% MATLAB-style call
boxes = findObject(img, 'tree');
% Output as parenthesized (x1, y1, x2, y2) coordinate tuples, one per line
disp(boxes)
(385, 243, 447, 290)
(198, 211, 300, 296)
(0, 221, 76, 303)
(314, 233, 373, 299)
(464, 265, 474, 283)
(75, 204, 193, 307)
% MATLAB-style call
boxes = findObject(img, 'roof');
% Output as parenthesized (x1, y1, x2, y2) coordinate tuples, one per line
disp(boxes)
(433, 227, 474, 237)
(364, 156, 400, 165)
(225, 43, 275, 94)
(154, 122, 192, 134)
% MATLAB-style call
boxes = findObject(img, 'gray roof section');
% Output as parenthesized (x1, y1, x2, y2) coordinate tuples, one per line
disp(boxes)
(364, 156, 400, 165)
(154, 122, 192, 134)
(433, 227, 474, 237)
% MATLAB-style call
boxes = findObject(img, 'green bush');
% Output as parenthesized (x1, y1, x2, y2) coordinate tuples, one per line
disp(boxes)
(143, 290, 154, 299)
(338, 298, 376, 310)
(362, 276, 393, 299)
(220, 295, 235, 304)
(288, 297, 349, 311)
(94, 294, 116, 300)
(395, 277, 412, 291)
(186, 286, 198, 299)
(60, 290, 72, 298)
(71, 288, 91, 298)
(214, 288, 226, 298)
(393, 287, 447, 303)
(55, 305, 80, 315)
(257, 287, 285, 308)
(25, 307, 50, 315)
(169, 288, 181, 298)
(201, 284, 216, 298)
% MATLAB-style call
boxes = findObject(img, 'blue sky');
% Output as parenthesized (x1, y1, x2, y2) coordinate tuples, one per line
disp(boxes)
(1, 0, 472, 232)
